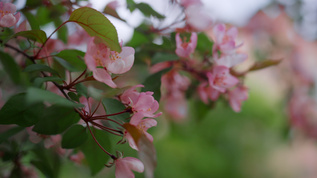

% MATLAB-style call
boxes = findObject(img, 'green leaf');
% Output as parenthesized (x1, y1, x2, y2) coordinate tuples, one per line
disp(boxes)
(26, 87, 84, 108)
(126, 31, 149, 48)
(31, 145, 61, 178)
(0, 126, 24, 143)
(76, 83, 88, 97)
(32, 105, 80, 135)
(80, 128, 112, 176)
(12, 30, 47, 44)
(135, 3, 165, 19)
(0, 93, 44, 127)
(62, 124, 88, 148)
(54, 18, 68, 44)
(22, 11, 40, 30)
(0, 51, 21, 84)
(33, 76, 64, 87)
(23, 64, 60, 76)
(68, 7, 121, 52)
(151, 53, 179, 65)
(54, 49, 86, 72)
(249, 59, 283, 71)
(196, 33, 213, 55)
(102, 98, 130, 121)
(68, 92, 80, 102)
(141, 68, 171, 101)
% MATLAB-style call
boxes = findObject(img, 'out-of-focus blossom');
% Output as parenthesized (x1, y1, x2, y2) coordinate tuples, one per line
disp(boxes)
(197, 82, 220, 104)
(212, 23, 240, 56)
(161, 70, 190, 120)
(207, 66, 239, 93)
(69, 151, 85, 165)
(115, 157, 144, 178)
(228, 85, 248, 112)
(84, 37, 135, 88)
(179, 0, 202, 8)
(125, 115, 157, 150)
(120, 85, 161, 119)
(185, 4, 213, 31)
(175, 32, 197, 58)
(68, 28, 90, 45)
(164, 96, 188, 120)
(0, 2, 20, 27)
(214, 53, 247, 68)
(27, 127, 61, 149)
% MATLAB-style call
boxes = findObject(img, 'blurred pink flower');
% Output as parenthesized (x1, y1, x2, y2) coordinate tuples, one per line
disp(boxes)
(84, 37, 135, 88)
(214, 53, 248, 68)
(179, 0, 202, 8)
(0, 2, 20, 27)
(120, 85, 161, 119)
(228, 85, 248, 112)
(175, 32, 197, 58)
(207, 66, 239, 93)
(197, 82, 220, 104)
(212, 23, 240, 56)
(125, 114, 157, 150)
(115, 157, 144, 178)
(185, 4, 213, 31)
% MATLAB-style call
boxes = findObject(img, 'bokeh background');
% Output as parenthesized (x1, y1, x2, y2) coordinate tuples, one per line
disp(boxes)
(4, 0, 317, 177)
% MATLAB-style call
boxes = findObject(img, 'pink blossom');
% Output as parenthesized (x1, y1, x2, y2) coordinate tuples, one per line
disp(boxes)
(161, 70, 191, 97)
(105, 47, 135, 74)
(212, 23, 240, 55)
(125, 115, 157, 150)
(214, 53, 248, 68)
(27, 127, 61, 148)
(175, 32, 197, 58)
(0, 2, 20, 27)
(115, 157, 144, 178)
(68, 28, 90, 45)
(149, 61, 173, 74)
(179, 0, 202, 8)
(228, 86, 248, 112)
(164, 96, 188, 120)
(207, 66, 239, 93)
(185, 4, 213, 31)
(119, 85, 161, 119)
(84, 37, 135, 88)
(197, 82, 220, 104)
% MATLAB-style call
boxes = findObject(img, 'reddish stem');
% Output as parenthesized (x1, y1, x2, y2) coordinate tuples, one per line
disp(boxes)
(86, 124, 117, 159)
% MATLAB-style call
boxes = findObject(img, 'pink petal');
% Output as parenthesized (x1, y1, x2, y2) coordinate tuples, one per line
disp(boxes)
(121, 157, 144, 173)
(106, 47, 135, 74)
(115, 159, 135, 178)
(141, 118, 157, 130)
(0, 14, 16, 27)
(130, 112, 144, 125)
(4, 2, 17, 13)
(93, 68, 117, 88)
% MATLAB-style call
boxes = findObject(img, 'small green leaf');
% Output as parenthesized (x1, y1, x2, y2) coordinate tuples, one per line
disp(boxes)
(76, 83, 88, 97)
(135, 3, 165, 19)
(249, 59, 283, 71)
(24, 64, 60, 76)
(22, 11, 40, 30)
(151, 53, 179, 65)
(32, 105, 80, 135)
(0, 93, 44, 127)
(54, 18, 68, 44)
(0, 51, 21, 84)
(102, 98, 130, 121)
(54, 49, 86, 72)
(68, 92, 80, 102)
(62, 125, 88, 148)
(33, 76, 64, 87)
(31, 145, 61, 178)
(0, 126, 24, 143)
(126, 31, 149, 48)
(196, 33, 213, 55)
(141, 68, 171, 101)
(26, 87, 84, 108)
(80, 128, 112, 176)
(12, 30, 47, 44)
(69, 7, 121, 52)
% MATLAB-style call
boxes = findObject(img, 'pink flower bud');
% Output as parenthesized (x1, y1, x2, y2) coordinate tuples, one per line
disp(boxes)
(115, 157, 144, 178)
